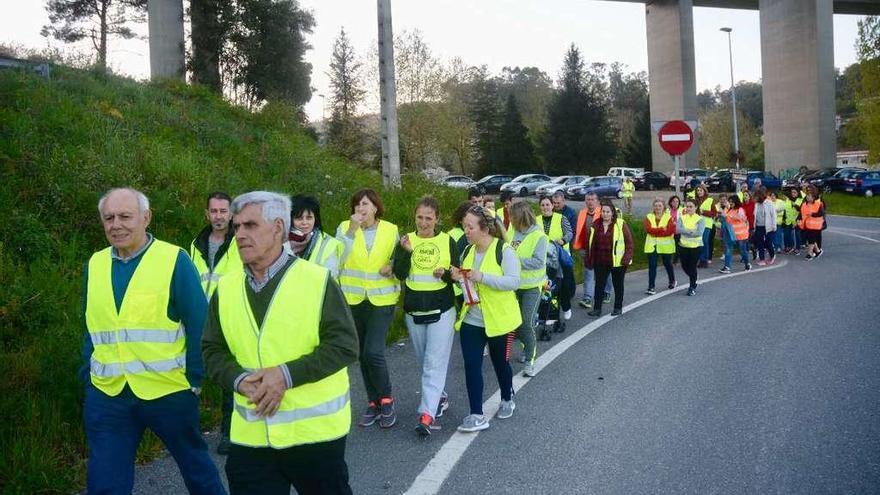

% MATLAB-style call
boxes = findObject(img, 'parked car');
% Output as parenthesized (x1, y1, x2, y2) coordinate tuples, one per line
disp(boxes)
(607, 167, 645, 178)
(782, 169, 817, 189)
(669, 168, 709, 189)
(439, 175, 475, 189)
(565, 176, 622, 200)
(844, 170, 880, 197)
(815, 167, 867, 193)
(732, 170, 783, 190)
(500, 174, 553, 196)
(535, 175, 589, 196)
(474, 174, 515, 194)
(802, 168, 840, 189)
(632, 171, 670, 191)
(706, 169, 736, 192)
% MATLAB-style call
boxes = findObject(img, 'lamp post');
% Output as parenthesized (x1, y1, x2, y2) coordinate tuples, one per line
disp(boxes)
(721, 27, 740, 170)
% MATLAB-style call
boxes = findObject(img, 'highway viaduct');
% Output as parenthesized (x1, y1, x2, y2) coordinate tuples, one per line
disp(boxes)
(143, 0, 880, 175)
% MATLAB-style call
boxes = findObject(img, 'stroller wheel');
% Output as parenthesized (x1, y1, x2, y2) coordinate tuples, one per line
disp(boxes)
(539, 325, 553, 341)
(554, 321, 565, 333)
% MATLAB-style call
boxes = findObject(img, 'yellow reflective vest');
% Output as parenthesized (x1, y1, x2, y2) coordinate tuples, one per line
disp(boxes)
(405, 232, 452, 292)
(678, 213, 704, 248)
(588, 218, 630, 267)
(307, 231, 343, 272)
(644, 212, 675, 254)
(338, 220, 400, 306)
(189, 236, 241, 300)
(455, 239, 522, 337)
(86, 240, 190, 400)
(540, 212, 568, 252)
(515, 228, 547, 289)
(447, 227, 465, 297)
(622, 181, 635, 198)
(699, 197, 715, 230)
(217, 259, 350, 448)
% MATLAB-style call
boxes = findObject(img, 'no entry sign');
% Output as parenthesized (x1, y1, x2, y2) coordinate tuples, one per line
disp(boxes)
(657, 120, 694, 156)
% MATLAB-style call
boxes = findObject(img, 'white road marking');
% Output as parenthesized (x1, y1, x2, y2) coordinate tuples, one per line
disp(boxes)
(827, 228, 880, 243)
(404, 260, 788, 495)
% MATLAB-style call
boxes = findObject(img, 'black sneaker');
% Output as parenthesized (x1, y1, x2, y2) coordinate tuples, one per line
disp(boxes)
(804, 254, 814, 261)
(687, 288, 696, 296)
(745, 263, 752, 271)
(578, 298, 592, 309)
(436, 395, 449, 418)
(814, 249, 824, 258)
(587, 310, 601, 317)
(645, 288, 656, 295)
(379, 397, 396, 428)
(359, 401, 380, 427)
(415, 413, 439, 437)
(668, 281, 677, 290)
(610, 308, 622, 316)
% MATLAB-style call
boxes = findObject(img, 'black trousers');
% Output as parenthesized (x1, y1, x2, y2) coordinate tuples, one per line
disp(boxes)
(560, 263, 576, 312)
(226, 436, 353, 495)
(679, 246, 701, 289)
(593, 265, 626, 311)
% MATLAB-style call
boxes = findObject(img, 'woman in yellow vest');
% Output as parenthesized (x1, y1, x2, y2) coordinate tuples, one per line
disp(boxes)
(677, 198, 705, 296)
(538, 196, 574, 318)
(450, 206, 521, 432)
(694, 185, 716, 268)
(509, 201, 548, 377)
(770, 190, 786, 254)
(643, 198, 676, 295)
(392, 196, 459, 437)
(289, 195, 342, 278)
(622, 177, 635, 214)
(585, 201, 634, 317)
(720, 194, 751, 273)
(336, 189, 401, 429)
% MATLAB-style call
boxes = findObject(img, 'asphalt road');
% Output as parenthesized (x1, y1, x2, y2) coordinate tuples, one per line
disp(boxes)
(132, 211, 880, 495)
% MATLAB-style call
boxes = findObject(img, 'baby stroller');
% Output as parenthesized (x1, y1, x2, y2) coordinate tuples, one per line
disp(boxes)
(536, 244, 565, 341)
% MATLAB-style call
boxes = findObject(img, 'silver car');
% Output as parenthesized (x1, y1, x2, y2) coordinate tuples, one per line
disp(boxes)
(535, 175, 589, 197)
(499, 174, 553, 197)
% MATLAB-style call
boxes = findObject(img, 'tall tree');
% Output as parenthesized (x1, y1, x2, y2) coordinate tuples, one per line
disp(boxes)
(698, 106, 763, 170)
(468, 66, 503, 176)
(621, 100, 652, 170)
(608, 63, 648, 163)
(542, 44, 616, 175)
(41, 0, 146, 72)
(226, 0, 314, 110)
(190, 0, 232, 92)
(856, 16, 880, 162)
(717, 81, 763, 128)
(326, 27, 367, 162)
(496, 94, 536, 174)
(498, 66, 554, 168)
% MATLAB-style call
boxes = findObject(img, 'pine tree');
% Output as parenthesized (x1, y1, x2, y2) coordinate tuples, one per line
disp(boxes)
(468, 68, 502, 176)
(326, 27, 366, 162)
(496, 94, 536, 174)
(190, 0, 233, 92)
(621, 100, 652, 170)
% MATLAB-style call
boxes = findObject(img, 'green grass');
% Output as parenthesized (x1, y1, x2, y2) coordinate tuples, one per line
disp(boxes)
(819, 192, 880, 217)
(0, 67, 463, 493)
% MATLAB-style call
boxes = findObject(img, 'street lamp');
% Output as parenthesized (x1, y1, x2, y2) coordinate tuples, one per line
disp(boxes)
(721, 27, 740, 170)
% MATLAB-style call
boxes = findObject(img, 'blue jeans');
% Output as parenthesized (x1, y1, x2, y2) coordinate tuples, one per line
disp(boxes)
(700, 228, 713, 262)
(782, 226, 794, 250)
(794, 226, 802, 248)
(84, 385, 225, 495)
(647, 252, 675, 289)
(724, 240, 750, 268)
(459, 323, 514, 415)
(582, 266, 612, 302)
(773, 228, 783, 252)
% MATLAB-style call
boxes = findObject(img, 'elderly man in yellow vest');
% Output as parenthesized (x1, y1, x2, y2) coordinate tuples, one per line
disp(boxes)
(202, 191, 359, 495)
(82, 188, 224, 494)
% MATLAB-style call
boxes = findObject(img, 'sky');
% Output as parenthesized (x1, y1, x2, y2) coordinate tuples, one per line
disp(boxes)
(0, 0, 868, 122)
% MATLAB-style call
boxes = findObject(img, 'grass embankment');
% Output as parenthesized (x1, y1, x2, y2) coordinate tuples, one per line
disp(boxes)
(0, 67, 462, 493)
(821, 193, 880, 218)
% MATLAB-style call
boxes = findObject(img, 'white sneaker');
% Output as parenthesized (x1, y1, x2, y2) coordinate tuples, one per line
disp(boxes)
(523, 363, 536, 377)
(457, 414, 489, 432)
(562, 309, 572, 320)
(497, 400, 516, 419)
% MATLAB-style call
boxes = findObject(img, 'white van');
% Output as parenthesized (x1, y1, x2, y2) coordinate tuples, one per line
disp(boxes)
(607, 167, 645, 179)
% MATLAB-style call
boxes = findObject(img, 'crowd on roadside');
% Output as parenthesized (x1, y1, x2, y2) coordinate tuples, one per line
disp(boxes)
(78, 179, 828, 494)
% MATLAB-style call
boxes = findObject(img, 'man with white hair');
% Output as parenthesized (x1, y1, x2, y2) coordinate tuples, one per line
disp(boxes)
(81, 187, 224, 494)
(202, 191, 359, 494)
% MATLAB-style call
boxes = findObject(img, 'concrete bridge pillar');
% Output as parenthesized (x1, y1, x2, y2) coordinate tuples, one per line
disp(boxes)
(759, 0, 836, 174)
(148, 0, 185, 80)
(645, 0, 699, 174)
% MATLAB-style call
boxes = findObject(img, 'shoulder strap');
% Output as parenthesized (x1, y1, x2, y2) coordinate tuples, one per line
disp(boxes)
(495, 238, 504, 265)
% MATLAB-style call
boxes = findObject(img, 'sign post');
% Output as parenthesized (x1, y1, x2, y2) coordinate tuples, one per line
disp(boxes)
(656, 120, 696, 197)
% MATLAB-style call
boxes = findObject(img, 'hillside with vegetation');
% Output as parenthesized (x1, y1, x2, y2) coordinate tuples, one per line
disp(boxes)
(0, 66, 463, 493)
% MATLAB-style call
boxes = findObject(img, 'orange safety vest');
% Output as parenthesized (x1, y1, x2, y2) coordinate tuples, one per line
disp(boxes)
(725, 208, 750, 241)
(800, 201, 823, 231)
(572, 208, 601, 250)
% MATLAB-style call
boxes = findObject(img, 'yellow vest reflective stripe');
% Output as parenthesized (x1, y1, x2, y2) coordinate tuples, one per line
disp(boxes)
(679, 214, 704, 248)
(447, 228, 464, 296)
(773, 199, 785, 224)
(736, 191, 745, 202)
(307, 232, 343, 271)
(516, 229, 547, 289)
(189, 237, 241, 300)
(699, 197, 715, 230)
(588, 218, 629, 267)
(405, 232, 451, 292)
(541, 212, 568, 251)
(86, 240, 189, 400)
(454, 239, 522, 337)
(217, 259, 350, 448)
(622, 181, 635, 198)
(784, 199, 799, 226)
(644, 212, 675, 254)
(338, 220, 400, 306)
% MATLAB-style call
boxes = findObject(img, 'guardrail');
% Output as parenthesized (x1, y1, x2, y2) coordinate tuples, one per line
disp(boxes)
(0, 56, 51, 79)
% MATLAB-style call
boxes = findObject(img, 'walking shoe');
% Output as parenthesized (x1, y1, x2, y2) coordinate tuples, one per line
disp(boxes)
(497, 399, 516, 419)
(587, 310, 601, 317)
(745, 263, 752, 271)
(687, 288, 696, 296)
(522, 363, 536, 377)
(436, 395, 449, 418)
(718, 266, 731, 274)
(645, 288, 656, 295)
(359, 401, 380, 427)
(457, 414, 489, 432)
(603, 293, 612, 304)
(563, 309, 572, 320)
(610, 308, 622, 316)
(578, 298, 593, 309)
(756, 260, 767, 266)
(814, 249, 824, 258)
(216, 435, 231, 455)
(379, 397, 396, 428)
(767, 256, 776, 265)
(415, 413, 438, 437)
(668, 280, 678, 290)
(792, 250, 800, 256)
(804, 254, 814, 261)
